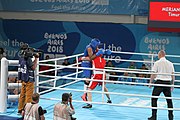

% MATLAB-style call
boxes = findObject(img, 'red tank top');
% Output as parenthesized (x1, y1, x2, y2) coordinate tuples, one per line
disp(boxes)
(92, 56, 106, 74)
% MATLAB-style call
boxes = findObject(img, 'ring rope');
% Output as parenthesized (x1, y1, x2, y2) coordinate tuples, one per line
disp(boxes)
(38, 74, 180, 88)
(38, 85, 180, 101)
(40, 97, 180, 111)
(112, 51, 180, 58)
(38, 64, 180, 77)
(36, 51, 180, 112)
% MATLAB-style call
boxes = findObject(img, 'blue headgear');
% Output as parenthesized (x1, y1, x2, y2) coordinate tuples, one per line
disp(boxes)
(90, 38, 101, 49)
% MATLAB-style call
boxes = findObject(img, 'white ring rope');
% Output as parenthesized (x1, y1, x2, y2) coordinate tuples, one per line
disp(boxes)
(38, 64, 180, 77)
(39, 53, 83, 63)
(112, 51, 180, 58)
(38, 63, 180, 76)
(38, 85, 180, 111)
(37, 65, 180, 86)
(38, 74, 180, 88)
(39, 71, 82, 85)
(38, 85, 180, 101)
(41, 97, 180, 111)
(1, 51, 179, 113)
(38, 63, 81, 74)
(37, 51, 180, 111)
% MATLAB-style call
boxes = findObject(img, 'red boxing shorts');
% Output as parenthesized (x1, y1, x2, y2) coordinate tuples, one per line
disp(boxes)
(88, 74, 106, 90)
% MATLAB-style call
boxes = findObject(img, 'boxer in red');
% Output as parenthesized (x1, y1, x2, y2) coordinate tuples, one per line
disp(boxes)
(82, 54, 112, 109)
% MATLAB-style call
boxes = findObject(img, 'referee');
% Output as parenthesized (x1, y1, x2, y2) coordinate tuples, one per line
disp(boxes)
(148, 50, 175, 120)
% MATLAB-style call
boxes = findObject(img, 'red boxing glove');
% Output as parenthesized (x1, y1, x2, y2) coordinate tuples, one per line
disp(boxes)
(78, 57, 83, 62)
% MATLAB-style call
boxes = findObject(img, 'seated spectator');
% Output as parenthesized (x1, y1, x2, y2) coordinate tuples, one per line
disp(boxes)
(62, 59, 70, 66)
(73, 59, 76, 64)
(127, 62, 137, 82)
(138, 64, 149, 84)
(7, 77, 21, 107)
(138, 64, 148, 78)
(54, 93, 75, 120)
(128, 62, 137, 69)
(60, 59, 73, 85)
(8, 77, 18, 95)
(21, 93, 45, 120)
(72, 59, 80, 67)
(105, 60, 117, 81)
(121, 62, 137, 85)
(62, 58, 72, 72)
(40, 55, 54, 76)
(121, 71, 133, 83)
(72, 59, 81, 72)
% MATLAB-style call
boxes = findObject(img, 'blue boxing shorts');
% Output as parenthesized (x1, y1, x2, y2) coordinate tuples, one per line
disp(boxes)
(81, 61, 92, 78)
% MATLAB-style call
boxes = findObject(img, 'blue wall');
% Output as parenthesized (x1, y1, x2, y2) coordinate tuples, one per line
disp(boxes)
(0, 19, 180, 71)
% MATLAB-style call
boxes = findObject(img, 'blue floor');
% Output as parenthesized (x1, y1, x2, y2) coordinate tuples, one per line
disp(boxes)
(2, 82, 180, 120)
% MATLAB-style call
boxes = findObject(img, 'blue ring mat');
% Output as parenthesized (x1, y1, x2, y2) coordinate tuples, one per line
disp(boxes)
(1, 82, 180, 120)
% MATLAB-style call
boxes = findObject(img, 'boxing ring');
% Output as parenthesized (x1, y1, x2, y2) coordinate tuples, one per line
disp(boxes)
(1, 51, 180, 120)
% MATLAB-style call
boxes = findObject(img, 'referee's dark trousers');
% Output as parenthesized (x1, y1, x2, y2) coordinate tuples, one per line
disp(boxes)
(151, 80, 173, 117)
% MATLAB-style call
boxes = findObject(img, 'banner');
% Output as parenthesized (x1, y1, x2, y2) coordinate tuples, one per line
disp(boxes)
(149, 2, 180, 22)
(0, 0, 148, 15)
(0, 19, 180, 71)
(148, 1, 180, 32)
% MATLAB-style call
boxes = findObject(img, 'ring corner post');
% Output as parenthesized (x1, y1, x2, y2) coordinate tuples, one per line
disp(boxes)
(0, 57, 8, 113)
(35, 58, 39, 93)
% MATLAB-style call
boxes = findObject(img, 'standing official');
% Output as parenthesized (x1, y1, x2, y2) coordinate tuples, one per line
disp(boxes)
(148, 50, 175, 120)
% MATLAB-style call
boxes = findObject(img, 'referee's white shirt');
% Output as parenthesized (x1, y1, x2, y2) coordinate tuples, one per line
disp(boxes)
(152, 57, 174, 81)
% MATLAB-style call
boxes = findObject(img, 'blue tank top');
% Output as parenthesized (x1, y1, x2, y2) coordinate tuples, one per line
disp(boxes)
(18, 57, 34, 82)
(83, 44, 96, 57)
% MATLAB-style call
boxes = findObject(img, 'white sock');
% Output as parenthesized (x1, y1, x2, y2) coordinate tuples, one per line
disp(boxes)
(84, 84, 88, 93)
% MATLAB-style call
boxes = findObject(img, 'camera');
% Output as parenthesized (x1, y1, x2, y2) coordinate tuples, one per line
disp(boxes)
(69, 93, 76, 120)
(20, 43, 43, 58)
(43, 109, 47, 114)
(71, 115, 76, 120)
(0, 48, 4, 55)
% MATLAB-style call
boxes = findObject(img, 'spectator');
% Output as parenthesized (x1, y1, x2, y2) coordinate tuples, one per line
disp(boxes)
(62, 59, 70, 66)
(128, 62, 137, 69)
(7, 77, 18, 95)
(40, 55, 55, 76)
(72, 59, 80, 67)
(127, 62, 137, 82)
(138, 64, 148, 78)
(138, 64, 149, 84)
(120, 70, 133, 84)
(54, 93, 75, 120)
(7, 77, 21, 107)
(105, 60, 117, 82)
(0, 47, 5, 60)
(21, 93, 45, 120)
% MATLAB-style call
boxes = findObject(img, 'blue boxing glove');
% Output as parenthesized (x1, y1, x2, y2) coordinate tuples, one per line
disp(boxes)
(96, 49, 105, 56)
(105, 49, 112, 55)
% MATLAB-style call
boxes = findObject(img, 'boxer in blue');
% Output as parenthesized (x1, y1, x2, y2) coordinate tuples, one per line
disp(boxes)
(81, 38, 101, 101)
(80, 38, 112, 108)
